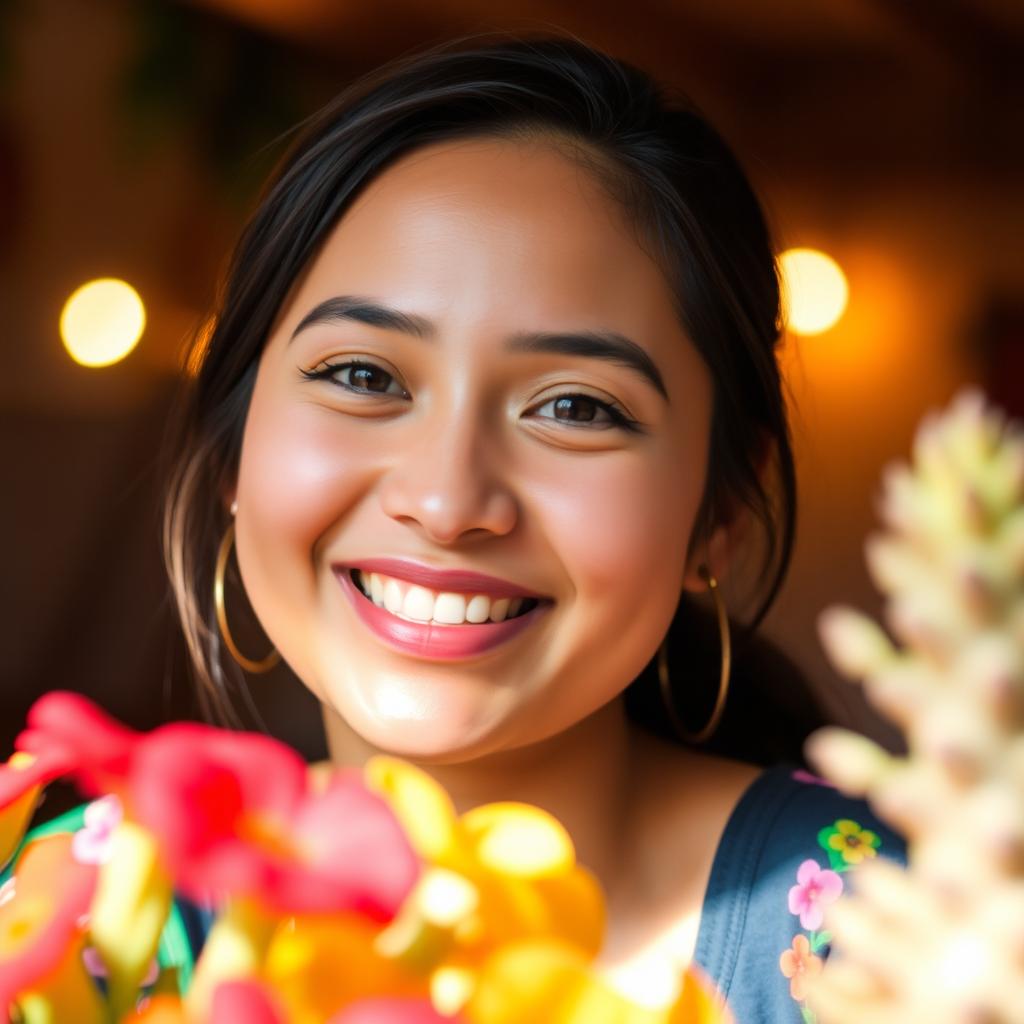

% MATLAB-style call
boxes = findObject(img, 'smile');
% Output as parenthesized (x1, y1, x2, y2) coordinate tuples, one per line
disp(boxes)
(336, 567, 552, 661)
(352, 568, 540, 624)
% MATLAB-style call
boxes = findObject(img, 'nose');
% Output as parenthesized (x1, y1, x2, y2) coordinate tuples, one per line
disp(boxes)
(376, 410, 518, 545)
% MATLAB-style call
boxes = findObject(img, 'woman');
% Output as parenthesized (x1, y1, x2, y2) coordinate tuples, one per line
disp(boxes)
(164, 33, 903, 1021)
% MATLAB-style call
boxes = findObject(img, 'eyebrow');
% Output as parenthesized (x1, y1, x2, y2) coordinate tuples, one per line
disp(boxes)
(290, 295, 669, 402)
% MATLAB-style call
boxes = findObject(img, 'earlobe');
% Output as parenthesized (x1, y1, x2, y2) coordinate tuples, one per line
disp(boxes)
(681, 512, 749, 592)
(221, 482, 238, 517)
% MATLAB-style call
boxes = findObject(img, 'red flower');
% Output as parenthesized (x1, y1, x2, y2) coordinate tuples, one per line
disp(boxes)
(5, 693, 419, 919)
(5, 691, 140, 806)
(127, 724, 420, 917)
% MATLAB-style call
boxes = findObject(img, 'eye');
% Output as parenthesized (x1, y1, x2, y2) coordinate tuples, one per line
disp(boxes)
(299, 360, 408, 398)
(528, 392, 641, 432)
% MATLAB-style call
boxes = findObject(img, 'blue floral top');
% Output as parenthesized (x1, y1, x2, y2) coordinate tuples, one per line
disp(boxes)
(693, 763, 907, 1023)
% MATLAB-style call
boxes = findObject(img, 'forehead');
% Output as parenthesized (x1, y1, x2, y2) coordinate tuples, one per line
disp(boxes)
(293, 137, 683, 342)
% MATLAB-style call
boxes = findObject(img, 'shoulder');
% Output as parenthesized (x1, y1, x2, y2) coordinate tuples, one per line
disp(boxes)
(695, 764, 907, 1024)
(3, 799, 209, 993)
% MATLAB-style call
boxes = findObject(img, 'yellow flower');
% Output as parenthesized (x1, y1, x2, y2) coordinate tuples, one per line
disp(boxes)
(364, 757, 606, 1012)
(464, 938, 731, 1024)
(90, 821, 173, 1020)
(262, 912, 429, 1024)
(0, 753, 44, 871)
(826, 819, 880, 866)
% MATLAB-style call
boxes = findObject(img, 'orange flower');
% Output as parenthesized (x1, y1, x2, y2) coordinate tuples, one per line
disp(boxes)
(0, 833, 100, 1016)
(779, 934, 823, 1001)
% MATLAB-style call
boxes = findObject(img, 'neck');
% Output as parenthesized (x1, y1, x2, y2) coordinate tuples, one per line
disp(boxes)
(321, 697, 639, 895)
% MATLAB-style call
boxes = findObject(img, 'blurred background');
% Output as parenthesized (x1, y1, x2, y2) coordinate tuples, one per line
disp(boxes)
(2, 0, 1022, 778)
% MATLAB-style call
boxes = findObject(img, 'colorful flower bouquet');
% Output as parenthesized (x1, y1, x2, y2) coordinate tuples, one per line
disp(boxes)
(0, 692, 728, 1023)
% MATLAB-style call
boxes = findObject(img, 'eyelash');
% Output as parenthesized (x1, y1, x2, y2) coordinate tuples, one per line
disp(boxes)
(299, 360, 644, 433)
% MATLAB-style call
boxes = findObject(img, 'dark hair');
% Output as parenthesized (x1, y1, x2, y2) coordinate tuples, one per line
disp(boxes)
(162, 32, 819, 759)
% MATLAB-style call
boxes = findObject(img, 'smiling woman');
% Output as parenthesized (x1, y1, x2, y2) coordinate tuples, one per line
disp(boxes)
(156, 34, 905, 1021)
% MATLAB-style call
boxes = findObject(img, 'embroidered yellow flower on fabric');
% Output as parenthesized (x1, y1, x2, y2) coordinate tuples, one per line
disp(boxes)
(818, 819, 879, 868)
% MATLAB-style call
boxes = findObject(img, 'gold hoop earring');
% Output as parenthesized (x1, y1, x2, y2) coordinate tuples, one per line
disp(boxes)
(214, 521, 281, 674)
(658, 564, 731, 744)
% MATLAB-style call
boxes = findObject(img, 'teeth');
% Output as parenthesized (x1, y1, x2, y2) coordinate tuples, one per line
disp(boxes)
(353, 570, 536, 626)
(465, 595, 490, 623)
(402, 585, 435, 622)
(384, 578, 403, 614)
(433, 592, 467, 624)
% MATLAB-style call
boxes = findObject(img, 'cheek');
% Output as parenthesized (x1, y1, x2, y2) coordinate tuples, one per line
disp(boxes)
(548, 451, 700, 602)
(232, 380, 370, 655)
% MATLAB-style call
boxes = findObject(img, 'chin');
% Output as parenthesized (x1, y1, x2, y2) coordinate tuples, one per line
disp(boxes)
(335, 671, 508, 764)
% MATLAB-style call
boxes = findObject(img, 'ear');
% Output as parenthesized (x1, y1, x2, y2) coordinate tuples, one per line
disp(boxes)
(681, 506, 753, 593)
(682, 435, 773, 593)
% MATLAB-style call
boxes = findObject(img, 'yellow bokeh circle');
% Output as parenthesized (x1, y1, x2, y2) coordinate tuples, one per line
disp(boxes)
(779, 248, 849, 335)
(60, 278, 146, 367)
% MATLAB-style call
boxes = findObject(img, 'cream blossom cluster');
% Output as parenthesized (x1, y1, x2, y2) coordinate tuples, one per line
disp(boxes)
(803, 387, 1024, 1023)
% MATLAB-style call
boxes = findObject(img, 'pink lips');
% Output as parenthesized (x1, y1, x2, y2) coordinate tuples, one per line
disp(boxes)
(335, 568, 549, 661)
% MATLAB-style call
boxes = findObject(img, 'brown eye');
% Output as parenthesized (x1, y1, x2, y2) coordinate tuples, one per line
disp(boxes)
(346, 363, 394, 393)
(530, 393, 617, 428)
(553, 395, 601, 422)
(300, 360, 408, 397)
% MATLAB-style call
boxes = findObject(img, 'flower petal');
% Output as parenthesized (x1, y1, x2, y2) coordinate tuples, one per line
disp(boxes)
(364, 758, 459, 863)
(330, 997, 462, 1024)
(461, 804, 576, 880)
(18, 690, 140, 795)
(795, 859, 821, 887)
(211, 979, 287, 1024)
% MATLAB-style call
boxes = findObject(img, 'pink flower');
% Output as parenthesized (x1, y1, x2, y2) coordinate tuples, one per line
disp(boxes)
(72, 795, 124, 865)
(211, 979, 287, 1023)
(330, 998, 463, 1023)
(787, 859, 843, 930)
(127, 724, 420, 917)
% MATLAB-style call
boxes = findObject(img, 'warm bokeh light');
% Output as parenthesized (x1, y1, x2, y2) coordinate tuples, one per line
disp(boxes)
(59, 278, 146, 367)
(779, 248, 849, 335)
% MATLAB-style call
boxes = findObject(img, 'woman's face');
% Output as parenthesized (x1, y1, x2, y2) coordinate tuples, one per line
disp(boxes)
(232, 136, 722, 762)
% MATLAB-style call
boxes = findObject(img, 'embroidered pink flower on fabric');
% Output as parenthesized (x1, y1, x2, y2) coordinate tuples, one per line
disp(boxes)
(71, 795, 123, 865)
(787, 858, 843, 930)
